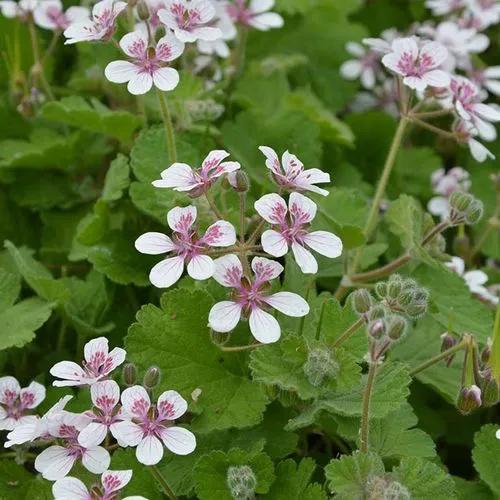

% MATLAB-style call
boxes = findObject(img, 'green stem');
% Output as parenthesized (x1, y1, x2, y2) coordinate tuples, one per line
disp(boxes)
(410, 338, 468, 376)
(156, 88, 177, 163)
(411, 108, 452, 119)
(57, 318, 67, 352)
(360, 362, 377, 453)
(28, 20, 55, 100)
(421, 220, 450, 246)
(150, 465, 177, 500)
(233, 26, 249, 79)
(239, 192, 246, 243)
(204, 191, 224, 220)
(332, 317, 365, 348)
(218, 342, 262, 352)
(410, 117, 457, 140)
(350, 254, 411, 283)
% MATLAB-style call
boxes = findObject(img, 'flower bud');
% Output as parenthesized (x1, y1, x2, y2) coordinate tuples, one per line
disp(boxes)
(456, 385, 482, 415)
(479, 371, 499, 407)
(351, 289, 373, 315)
(137, 0, 150, 20)
(440, 332, 457, 366)
(302, 347, 339, 387)
(278, 389, 298, 406)
(480, 341, 491, 364)
(368, 319, 386, 340)
(449, 191, 473, 212)
(404, 301, 428, 318)
(143, 366, 161, 389)
(464, 200, 484, 225)
(210, 329, 230, 346)
(122, 363, 137, 386)
(374, 281, 388, 299)
(229, 170, 250, 193)
(397, 290, 414, 307)
(128, 0, 138, 6)
(367, 304, 387, 322)
(226, 465, 256, 500)
(387, 275, 403, 299)
(386, 315, 407, 341)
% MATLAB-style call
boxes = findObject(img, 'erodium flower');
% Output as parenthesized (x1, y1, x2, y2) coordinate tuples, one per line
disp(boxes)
(425, 0, 466, 16)
(50, 337, 126, 387)
(33, 0, 89, 31)
(259, 146, 331, 196)
(208, 255, 310, 343)
(153, 149, 240, 196)
(197, 1, 237, 58)
(428, 167, 471, 220)
(105, 29, 184, 95)
(141, 0, 169, 33)
(453, 119, 495, 162)
(4, 395, 72, 448)
(0, 377, 45, 431)
(340, 42, 380, 89)
(53, 470, 145, 500)
(467, 0, 500, 30)
(226, 0, 284, 31)
(381, 37, 450, 91)
(255, 192, 343, 274)
(0, 0, 37, 20)
(63, 0, 127, 44)
(158, 0, 222, 43)
(112, 386, 196, 465)
(469, 66, 500, 96)
(135, 205, 236, 287)
(35, 411, 110, 480)
(78, 380, 127, 448)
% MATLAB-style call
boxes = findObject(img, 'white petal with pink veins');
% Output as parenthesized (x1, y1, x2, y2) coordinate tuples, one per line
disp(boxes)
(121, 385, 151, 417)
(157, 390, 188, 420)
(208, 301, 242, 332)
(381, 52, 404, 74)
(78, 422, 108, 448)
(252, 256, 284, 281)
(160, 426, 196, 455)
(468, 138, 494, 162)
(264, 292, 310, 317)
(249, 308, 281, 343)
(111, 420, 144, 446)
(91, 380, 120, 410)
(282, 151, 304, 175)
(258, 145, 281, 173)
(157, 6, 176, 30)
(168, 205, 197, 232)
(292, 242, 318, 274)
(135, 232, 175, 255)
(187, 255, 215, 280)
(35, 445, 76, 480)
(473, 117, 496, 141)
(473, 103, 500, 122)
(304, 230, 343, 258)
(106, 347, 126, 373)
(202, 149, 230, 169)
(0, 376, 20, 403)
(403, 76, 427, 91)
(391, 37, 419, 59)
(20, 381, 46, 409)
(249, 12, 283, 30)
(102, 470, 133, 493)
(5, 416, 39, 447)
(422, 69, 450, 88)
(289, 192, 317, 223)
(82, 446, 110, 474)
(50, 361, 88, 386)
(128, 72, 153, 95)
(420, 41, 448, 67)
(149, 256, 185, 288)
(136, 435, 164, 465)
(194, 26, 223, 41)
(254, 193, 288, 224)
(52, 477, 90, 500)
(119, 30, 148, 58)
(0, 416, 16, 431)
(105, 61, 138, 83)
(85, 337, 109, 363)
(213, 254, 243, 287)
(261, 229, 288, 257)
(153, 67, 180, 92)
(153, 163, 196, 190)
(156, 32, 185, 61)
(192, 0, 216, 22)
(202, 220, 236, 247)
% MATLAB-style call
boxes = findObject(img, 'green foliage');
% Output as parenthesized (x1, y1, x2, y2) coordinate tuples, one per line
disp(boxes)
(472, 425, 500, 496)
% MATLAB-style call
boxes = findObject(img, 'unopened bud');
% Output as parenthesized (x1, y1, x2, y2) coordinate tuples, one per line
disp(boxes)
(387, 275, 403, 299)
(229, 170, 250, 193)
(479, 370, 499, 407)
(480, 341, 491, 364)
(351, 289, 373, 315)
(387, 315, 407, 341)
(210, 329, 230, 346)
(404, 301, 428, 318)
(137, 0, 150, 20)
(397, 290, 414, 307)
(128, 0, 138, 7)
(368, 319, 386, 340)
(303, 347, 339, 387)
(464, 200, 484, 225)
(143, 366, 161, 388)
(122, 363, 137, 386)
(449, 191, 473, 212)
(374, 281, 387, 299)
(456, 385, 482, 415)
(440, 332, 457, 366)
(226, 465, 256, 500)
(278, 389, 298, 406)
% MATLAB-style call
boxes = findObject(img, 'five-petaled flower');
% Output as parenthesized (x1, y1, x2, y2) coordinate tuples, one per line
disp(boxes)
(112, 385, 196, 465)
(34, 411, 110, 480)
(259, 146, 331, 196)
(255, 192, 343, 274)
(53, 470, 144, 500)
(226, 0, 284, 31)
(33, 0, 89, 31)
(78, 380, 127, 448)
(0, 377, 45, 431)
(50, 337, 126, 387)
(340, 41, 381, 89)
(208, 255, 310, 343)
(63, 0, 127, 44)
(135, 205, 236, 288)
(158, 0, 222, 43)
(382, 37, 450, 91)
(105, 29, 184, 95)
(153, 149, 240, 196)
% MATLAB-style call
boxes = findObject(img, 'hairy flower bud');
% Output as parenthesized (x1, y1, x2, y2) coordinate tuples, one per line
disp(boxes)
(464, 200, 484, 225)
(210, 329, 230, 346)
(397, 290, 414, 307)
(440, 332, 457, 366)
(143, 366, 161, 389)
(374, 281, 388, 299)
(449, 191, 474, 212)
(367, 304, 387, 322)
(480, 341, 491, 364)
(137, 0, 150, 20)
(456, 385, 482, 415)
(386, 315, 407, 341)
(351, 289, 373, 315)
(229, 170, 250, 193)
(479, 370, 499, 407)
(368, 319, 386, 340)
(122, 363, 137, 386)
(226, 465, 257, 500)
(303, 347, 339, 387)
(387, 275, 403, 299)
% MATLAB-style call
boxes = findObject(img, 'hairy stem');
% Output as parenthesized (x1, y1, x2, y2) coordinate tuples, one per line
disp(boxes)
(411, 108, 452, 119)
(239, 192, 246, 243)
(218, 342, 262, 352)
(204, 191, 224, 220)
(410, 117, 457, 140)
(156, 88, 177, 163)
(360, 362, 377, 453)
(150, 465, 177, 500)
(332, 317, 365, 348)
(421, 220, 450, 246)
(409, 338, 468, 376)
(28, 20, 55, 100)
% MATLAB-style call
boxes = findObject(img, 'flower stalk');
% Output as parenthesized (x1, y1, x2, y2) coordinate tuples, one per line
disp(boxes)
(150, 465, 178, 500)
(156, 88, 177, 164)
(360, 362, 377, 453)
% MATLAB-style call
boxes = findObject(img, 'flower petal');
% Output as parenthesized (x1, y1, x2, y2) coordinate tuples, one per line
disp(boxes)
(50, 361, 87, 385)
(264, 291, 310, 317)
(156, 31, 185, 61)
(91, 380, 120, 412)
(422, 69, 450, 88)
(153, 67, 180, 92)
(105, 61, 138, 84)
(292, 242, 318, 274)
(208, 301, 242, 332)
(258, 145, 281, 174)
(119, 30, 148, 58)
(153, 163, 196, 190)
(249, 308, 281, 343)
(20, 381, 46, 409)
(340, 60, 362, 80)
(52, 477, 89, 500)
(135, 232, 175, 255)
(136, 435, 164, 465)
(82, 446, 110, 474)
(160, 426, 196, 455)
(303, 230, 343, 258)
(213, 254, 243, 287)
(248, 12, 283, 30)
(77, 422, 108, 448)
(101, 470, 133, 493)
(420, 41, 449, 67)
(251, 256, 284, 282)
(254, 193, 288, 224)
(0, 376, 20, 404)
(187, 255, 215, 280)
(106, 347, 126, 374)
(35, 445, 76, 480)
(281, 151, 304, 176)
(127, 72, 153, 95)
(157, 390, 188, 420)
(149, 256, 185, 288)
(288, 192, 317, 224)
(261, 229, 288, 257)
(121, 385, 151, 417)
(167, 205, 197, 233)
(111, 420, 144, 446)
(202, 220, 236, 247)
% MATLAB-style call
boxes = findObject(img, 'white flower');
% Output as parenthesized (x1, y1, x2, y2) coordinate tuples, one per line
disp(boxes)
(34, 412, 110, 480)
(469, 66, 500, 96)
(112, 386, 196, 465)
(226, 0, 284, 31)
(255, 192, 343, 274)
(105, 29, 184, 95)
(363, 28, 400, 54)
(135, 205, 236, 287)
(0, 377, 45, 431)
(50, 337, 126, 387)
(0, 0, 38, 19)
(4, 395, 72, 448)
(454, 119, 495, 162)
(153, 149, 240, 196)
(259, 146, 331, 196)
(63, 0, 127, 44)
(158, 0, 222, 43)
(208, 255, 310, 343)
(33, 0, 89, 31)
(425, 0, 466, 15)
(467, 0, 500, 29)
(52, 470, 144, 500)
(197, 1, 237, 58)
(340, 42, 380, 89)
(446, 256, 499, 305)
(382, 37, 451, 91)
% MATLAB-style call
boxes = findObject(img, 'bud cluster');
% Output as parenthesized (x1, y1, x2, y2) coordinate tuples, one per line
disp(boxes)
(302, 346, 339, 387)
(366, 475, 410, 500)
(448, 192, 484, 225)
(226, 465, 257, 500)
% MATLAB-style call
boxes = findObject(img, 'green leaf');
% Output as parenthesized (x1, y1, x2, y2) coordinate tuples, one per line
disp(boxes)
(126, 288, 268, 432)
(453, 478, 494, 500)
(391, 457, 457, 499)
(193, 448, 275, 500)
(0, 268, 21, 312)
(263, 458, 327, 499)
(102, 154, 130, 202)
(0, 460, 34, 497)
(39, 96, 142, 143)
(472, 424, 500, 496)
(325, 451, 384, 498)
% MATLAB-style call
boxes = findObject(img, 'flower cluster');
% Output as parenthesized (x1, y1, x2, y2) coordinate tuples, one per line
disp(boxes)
(340, 0, 500, 162)
(3, 337, 196, 488)
(136, 146, 343, 344)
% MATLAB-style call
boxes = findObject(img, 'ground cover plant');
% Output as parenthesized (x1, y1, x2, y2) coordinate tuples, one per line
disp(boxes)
(0, 0, 499, 498)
